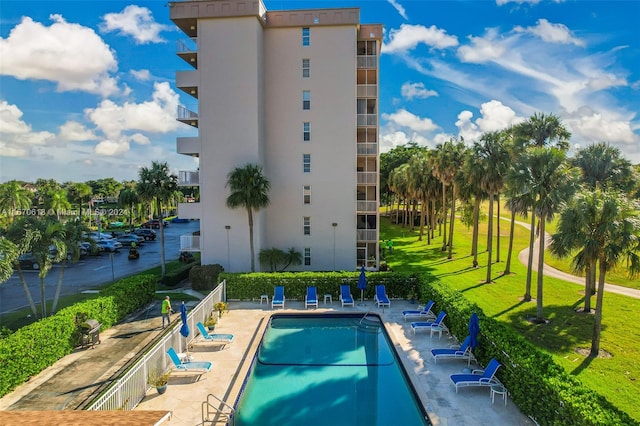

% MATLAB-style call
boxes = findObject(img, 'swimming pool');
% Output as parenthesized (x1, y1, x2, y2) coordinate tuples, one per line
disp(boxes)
(233, 313, 431, 426)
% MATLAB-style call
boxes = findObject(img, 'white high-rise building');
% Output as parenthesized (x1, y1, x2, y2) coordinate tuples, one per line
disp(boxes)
(170, 0, 381, 272)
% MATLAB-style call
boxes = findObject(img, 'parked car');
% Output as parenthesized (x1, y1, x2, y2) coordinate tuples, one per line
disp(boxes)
(171, 217, 190, 223)
(96, 240, 123, 252)
(15, 254, 40, 270)
(141, 220, 168, 229)
(133, 228, 157, 241)
(81, 241, 103, 256)
(117, 234, 144, 246)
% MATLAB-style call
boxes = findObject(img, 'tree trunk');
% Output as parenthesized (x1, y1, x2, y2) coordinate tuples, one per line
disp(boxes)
(584, 261, 595, 312)
(471, 197, 480, 267)
(39, 275, 47, 318)
(447, 185, 456, 259)
(157, 199, 166, 279)
(496, 195, 501, 262)
(418, 197, 426, 241)
(441, 183, 448, 250)
(504, 209, 516, 275)
(524, 212, 536, 301)
(590, 258, 607, 357)
(486, 193, 495, 283)
(16, 266, 39, 318)
(247, 207, 255, 272)
(51, 261, 67, 314)
(535, 217, 546, 321)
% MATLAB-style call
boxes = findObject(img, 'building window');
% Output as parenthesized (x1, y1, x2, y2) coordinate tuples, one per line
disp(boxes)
(303, 122, 310, 141)
(303, 154, 311, 173)
(304, 247, 311, 265)
(302, 27, 310, 46)
(303, 91, 310, 110)
(303, 217, 311, 235)
(303, 185, 311, 204)
(302, 59, 310, 78)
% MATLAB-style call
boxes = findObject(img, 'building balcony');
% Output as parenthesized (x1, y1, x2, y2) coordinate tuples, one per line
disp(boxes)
(357, 114, 377, 126)
(357, 200, 378, 213)
(356, 229, 377, 242)
(357, 55, 377, 69)
(177, 202, 201, 221)
(180, 234, 200, 252)
(177, 137, 200, 157)
(356, 171, 377, 184)
(178, 170, 199, 186)
(177, 38, 197, 68)
(356, 143, 377, 156)
(177, 104, 198, 128)
(357, 84, 377, 98)
(176, 70, 198, 98)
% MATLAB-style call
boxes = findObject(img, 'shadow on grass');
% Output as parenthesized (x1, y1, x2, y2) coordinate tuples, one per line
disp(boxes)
(491, 299, 527, 318)
(571, 354, 595, 375)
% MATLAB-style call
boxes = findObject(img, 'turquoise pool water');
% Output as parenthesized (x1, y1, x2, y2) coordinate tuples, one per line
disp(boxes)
(233, 314, 431, 426)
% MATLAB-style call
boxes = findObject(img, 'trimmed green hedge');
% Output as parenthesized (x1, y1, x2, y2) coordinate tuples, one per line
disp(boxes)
(0, 274, 155, 398)
(222, 271, 636, 425)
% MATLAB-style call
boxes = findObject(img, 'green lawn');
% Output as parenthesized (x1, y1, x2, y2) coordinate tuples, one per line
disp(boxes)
(380, 215, 640, 422)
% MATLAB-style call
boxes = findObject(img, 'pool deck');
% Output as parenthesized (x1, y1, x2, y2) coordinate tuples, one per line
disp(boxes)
(136, 300, 536, 426)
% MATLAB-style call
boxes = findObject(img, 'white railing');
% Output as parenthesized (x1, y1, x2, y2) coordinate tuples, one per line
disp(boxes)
(87, 282, 226, 411)
(357, 229, 377, 242)
(180, 234, 201, 252)
(178, 170, 199, 186)
(356, 143, 377, 156)
(357, 84, 377, 98)
(357, 114, 377, 126)
(357, 201, 378, 212)
(357, 55, 377, 68)
(177, 104, 198, 120)
(177, 37, 197, 53)
(357, 172, 377, 184)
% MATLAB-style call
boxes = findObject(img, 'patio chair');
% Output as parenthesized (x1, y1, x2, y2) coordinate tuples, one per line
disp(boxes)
(305, 286, 318, 309)
(196, 322, 234, 349)
(402, 300, 436, 322)
(410, 310, 449, 338)
(272, 286, 285, 309)
(374, 285, 390, 308)
(339, 285, 354, 307)
(430, 335, 476, 366)
(166, 347, 212, 381)
(450, 358, 501, 393)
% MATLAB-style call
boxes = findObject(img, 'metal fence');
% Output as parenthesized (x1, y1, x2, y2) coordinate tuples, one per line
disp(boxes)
(87, 281, 226, 411)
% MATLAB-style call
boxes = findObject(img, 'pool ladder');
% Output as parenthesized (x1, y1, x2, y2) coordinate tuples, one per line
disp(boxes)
(202, 393, 235, 425)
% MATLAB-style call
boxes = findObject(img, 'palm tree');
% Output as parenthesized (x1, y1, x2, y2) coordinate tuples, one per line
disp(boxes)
(406, 152, 434, 241)
(280, 247, 303, 272)
(138, 161, 178, 279)
(46, 189, 72, 221)
(226, 163, 271, 272)
(259, 248, 286, 272)
(460, 144, 488, 267)
(389, 164, 409, 226)
(51, 219, 86, 314)
(66, 182, 92, 226)
(0, 237, 20, 283)
(0, 180, 32, 224)
(3, 222, 39, 317)
(570, 142, 635, 193)
(551, 189, 640, 355)
(119, 188, 140, 231)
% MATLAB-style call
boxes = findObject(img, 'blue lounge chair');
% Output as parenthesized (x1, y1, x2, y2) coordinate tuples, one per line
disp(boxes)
(410, 310, 448, 338)
(374, 285, 390, 308)
(272, 286, 285, 309)
(196, 322, 234, 349)
(431, 335, 476, 365)
(340, 285, 354, 307)
(166, 347, 212, 380)
(305, 286, 318, 309)
(402, 300, 436, 322)
(450, 358, 501, 393)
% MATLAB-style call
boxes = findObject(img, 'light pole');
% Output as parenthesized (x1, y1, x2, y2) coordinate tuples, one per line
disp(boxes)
(332, 223, 338, 271)
(225, 225, 231, 270)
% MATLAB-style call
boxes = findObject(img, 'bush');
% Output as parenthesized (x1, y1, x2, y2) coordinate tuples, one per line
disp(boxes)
(190, 264, 225, 291)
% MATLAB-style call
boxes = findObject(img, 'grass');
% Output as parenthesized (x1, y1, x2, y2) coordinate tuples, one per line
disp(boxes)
(380, 214, 640, 421)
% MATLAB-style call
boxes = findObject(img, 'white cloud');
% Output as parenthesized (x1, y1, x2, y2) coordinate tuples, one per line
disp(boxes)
(387, 0, 408, 20)
(59, 121, 97, 142)
(457, 29, 506, 63)
(383, 109, 440, 132)
(0, 101, 56, 158)
(100, 5, 171, 44)
(94, 139, 130, 156)
(564, 106, 638, 146)
(455, 110, 482, 143)
(476, 100, 524, 132)
(0, 15, 119, 97)
(383, 24, 458, 53)
(130, 69, 152, 81)
(496, 0, 541, 5)
(130, 133, 151, 145)
(401, 82, 438, 100)
(514, 19, 584, 46)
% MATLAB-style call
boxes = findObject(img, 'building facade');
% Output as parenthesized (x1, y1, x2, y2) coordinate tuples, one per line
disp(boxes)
(170, 0, 381, 272)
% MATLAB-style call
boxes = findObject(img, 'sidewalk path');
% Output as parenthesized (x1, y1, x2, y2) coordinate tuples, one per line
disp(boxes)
(510, 218, 640, 300)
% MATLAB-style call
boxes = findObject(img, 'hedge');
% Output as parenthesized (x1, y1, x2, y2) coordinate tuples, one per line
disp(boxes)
(221, 270, 637, 425)
(0, 274, 156, 398)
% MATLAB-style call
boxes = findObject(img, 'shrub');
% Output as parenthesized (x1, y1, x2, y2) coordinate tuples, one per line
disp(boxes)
(190, 264, 225, 291)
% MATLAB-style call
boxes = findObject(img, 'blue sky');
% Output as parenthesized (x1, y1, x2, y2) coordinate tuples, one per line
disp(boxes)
(1, 0, 639, 183)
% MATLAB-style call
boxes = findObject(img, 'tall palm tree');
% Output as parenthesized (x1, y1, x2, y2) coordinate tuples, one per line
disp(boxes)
(0, 180, 32, 224)
(138, 161, 178, 279)
(407, 153, 434, 241)
(389, 164, 409, 227)
(3, 222, 39, 316)
(51, 219, 86, 314)
(460, 144, 488, 267)
(226, 163, 271, 272)
(45, 189, 72, 221)
(551, 189, 640, 356)
(118, 188, 140, 231)
(66, 182, 93, 226)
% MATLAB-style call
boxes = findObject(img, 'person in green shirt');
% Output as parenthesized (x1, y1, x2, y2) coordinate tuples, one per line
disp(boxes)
(387, 239, 394, 254)
(161, 295, 172, 329)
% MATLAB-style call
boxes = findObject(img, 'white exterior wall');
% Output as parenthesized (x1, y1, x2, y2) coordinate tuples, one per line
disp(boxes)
(197, 16, 265, 271)
(263, 25, 357, 271)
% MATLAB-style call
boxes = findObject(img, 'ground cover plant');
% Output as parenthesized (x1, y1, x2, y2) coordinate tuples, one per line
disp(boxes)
(380, 215, 640, 422)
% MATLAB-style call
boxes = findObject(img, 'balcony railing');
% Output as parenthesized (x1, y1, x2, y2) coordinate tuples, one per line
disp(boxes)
(357, 84, 377, 98)
(180, 234, 200, 252)
(357, 55, 377, 69)
(357, 172, 377, 184)
(357, 143, 377, 156)
(356, 229, 377, 242)
(357, 200, 378, 212)
(357, 114, 377, 126)
(178, 170, 199, 186)
(177, 37, 197, 53)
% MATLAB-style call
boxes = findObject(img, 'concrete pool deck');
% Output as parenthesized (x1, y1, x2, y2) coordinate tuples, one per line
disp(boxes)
(136, 300, 535, 425)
